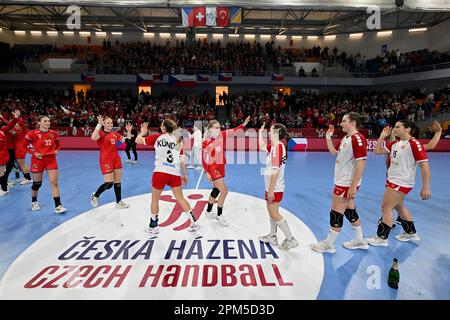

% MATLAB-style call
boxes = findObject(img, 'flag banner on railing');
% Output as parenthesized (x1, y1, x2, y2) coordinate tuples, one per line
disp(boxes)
(152, 74, 164, 81)
(271, 73, 284, 81)
(81, 73, 95, 82)
(169, 74, 196, 87)
(196, 74, 209, 82)
(136, 73, 153, 86)
(218, 72, 233, 81)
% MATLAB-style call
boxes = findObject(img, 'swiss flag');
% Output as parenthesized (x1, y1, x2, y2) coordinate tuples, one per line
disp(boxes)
(216, 7, 230, 27)
(193, 7, 206, 27)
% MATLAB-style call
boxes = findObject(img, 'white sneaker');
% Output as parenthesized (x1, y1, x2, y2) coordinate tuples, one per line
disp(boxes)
(394, 232, 421, 242)
(115, 200, 130, 209)
(7, 181, 15, 188)
(343, 239, 369, 250)
(310, 240, 336, 254)
(90, 193, 99, 208)
(204, 208, 215, 218)
(187, 223, 201, 232)
(187, 165, 194, 169)
(54, 205, 68, 214)
(280, 237, 299, 250)
(132, 160, 138, 164)
(259, 234, 278, 246)
(19, 178, 32, 185)
(31, 201, 40, 211)
(125, 159, 132, 164)
(0, 189, 10, 197)
(216, 214, 229, 226)
(145, 226, 159, 234)
(366, 236, 389, 247)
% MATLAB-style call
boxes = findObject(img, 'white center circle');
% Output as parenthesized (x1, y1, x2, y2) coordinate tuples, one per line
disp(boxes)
(0, 190, 324, 300)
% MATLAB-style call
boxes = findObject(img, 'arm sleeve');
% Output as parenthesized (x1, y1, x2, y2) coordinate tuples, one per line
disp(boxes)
(410, 139, 428, 163)
(271, 144, 283, 169)
(223, 124, 245, 137)
(351, 134, 368, 161)
(143, 133, 160, 146)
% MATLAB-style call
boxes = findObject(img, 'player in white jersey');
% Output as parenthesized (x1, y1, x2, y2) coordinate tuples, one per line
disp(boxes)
(311, 112, 369, 254)
(258, 123, 298, 250)
(367, 119, 431, 246)
(136, 119, 200, 234)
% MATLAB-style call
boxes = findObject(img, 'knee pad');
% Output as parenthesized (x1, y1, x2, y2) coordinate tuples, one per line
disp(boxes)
(376, 221, 393, 239)
(105, 182, 114, 189)
(31, 181, 42, 191)
(397, 217, 416, 234)
(210, 187, 220, 198)
(344, 208, 360, 223)
(330, 210, 344, 228)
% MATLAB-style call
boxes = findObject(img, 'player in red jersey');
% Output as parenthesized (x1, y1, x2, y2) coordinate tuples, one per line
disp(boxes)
(367, 120, 431, 246)
(90, 115, 132, 209)
(202, 116, 250, 226)
(0, 110, 20, 196)
(23, 115, 67, 213)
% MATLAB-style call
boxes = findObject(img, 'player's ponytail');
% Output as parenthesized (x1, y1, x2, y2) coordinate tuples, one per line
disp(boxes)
(162, 118, 178, 134)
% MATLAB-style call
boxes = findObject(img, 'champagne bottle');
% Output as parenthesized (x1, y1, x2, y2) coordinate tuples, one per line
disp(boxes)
(388, 258, 400, 289)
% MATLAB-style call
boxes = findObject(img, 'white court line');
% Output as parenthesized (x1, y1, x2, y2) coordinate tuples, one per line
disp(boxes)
(195, 169, 204, 189)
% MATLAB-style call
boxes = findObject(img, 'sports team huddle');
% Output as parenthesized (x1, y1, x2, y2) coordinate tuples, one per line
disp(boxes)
(0, 110, 442, 252)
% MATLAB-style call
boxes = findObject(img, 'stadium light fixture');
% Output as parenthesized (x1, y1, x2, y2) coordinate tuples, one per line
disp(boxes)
(95, 32, 107, 36)
(291, 36, 303, 40)
(47, 31, 58, 35)
(111, 32, 122, 35)
(228, 34, 239, 38)
(244, 34, 255, 39)
(63, 31, 74, 35)
(14, 30, 26, 35)
(409, 28, 427, 32)
(260, 35, 271, 39)
(175, 33, 186, 38)
(196, 33, 208, 38)
(349, 33, 363, 38)
(307, 36, 318, 40)
(30, 31, 42, 35)
(212, 33, 223, 38)
(79, 31, 91, 36)
(324, 35, 336, 40)
(276, 35, 287, 40)
(377, 30, 392, 37)
(159, 33, 171, 37)
(143, 32, 155, 37)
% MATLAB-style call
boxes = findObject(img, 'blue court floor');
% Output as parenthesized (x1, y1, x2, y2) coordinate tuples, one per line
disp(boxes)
(0, 150, 449, 300)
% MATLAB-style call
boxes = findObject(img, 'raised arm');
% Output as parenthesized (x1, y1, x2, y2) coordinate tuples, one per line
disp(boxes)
(135, 122, 149, 145)
(119, 122, 133, 143)
(325, 125, 338, 155)
(91, 115, 104, 141)
(223, 116, 250, 137)
(258, 122, 268, 153)
(424, 121, 442, 151)
(374, 126, 391, 155)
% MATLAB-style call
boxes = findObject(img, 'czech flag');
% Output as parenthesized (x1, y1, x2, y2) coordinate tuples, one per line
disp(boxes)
(271, 73, 284, 81)
(169, 74, 196, 87)
(288, 138, 308, 151)
(136, 73, 153, 86)
(81, 73, 95, 82)
(152, 73, 164, 81)
(218, 72, 232, 81)
(196, 74, 209, 82)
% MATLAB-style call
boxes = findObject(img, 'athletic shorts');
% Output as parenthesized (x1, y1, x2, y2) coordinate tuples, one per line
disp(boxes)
(265, 191, 284, 203)
(386, 180, 413, 195)
(207, 164, 225, 181)
(30, 156, 58, 173)
(333, 185, 360, 198)
(100, 156, 122, 175)
(152, 171, 182, 190)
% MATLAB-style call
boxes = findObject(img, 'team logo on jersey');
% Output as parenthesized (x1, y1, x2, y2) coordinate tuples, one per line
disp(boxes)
(401, 145, 406, 149)
(37, 134, 42, 139)
(0, 190, 323, 300)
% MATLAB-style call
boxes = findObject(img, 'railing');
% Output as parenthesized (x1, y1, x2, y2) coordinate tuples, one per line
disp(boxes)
(2, 61, 450, 78)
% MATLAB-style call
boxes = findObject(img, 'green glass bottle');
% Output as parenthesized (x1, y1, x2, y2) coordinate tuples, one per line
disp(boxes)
(388, 258, 400, 289)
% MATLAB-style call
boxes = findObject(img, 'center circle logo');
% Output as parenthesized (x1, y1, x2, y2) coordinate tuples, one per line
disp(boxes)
(0, 190, 324, 300)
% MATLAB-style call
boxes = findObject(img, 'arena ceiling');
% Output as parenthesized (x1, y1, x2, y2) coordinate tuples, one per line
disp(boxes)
(0, 0, 449, 35)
